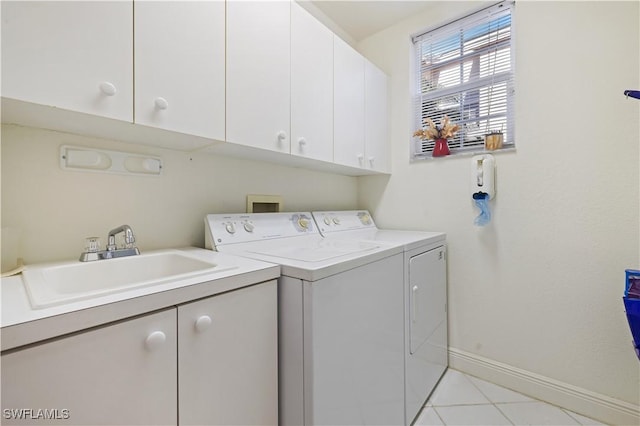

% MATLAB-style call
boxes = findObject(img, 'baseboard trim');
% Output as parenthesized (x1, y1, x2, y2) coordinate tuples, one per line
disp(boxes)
(448, 347, 640, 426)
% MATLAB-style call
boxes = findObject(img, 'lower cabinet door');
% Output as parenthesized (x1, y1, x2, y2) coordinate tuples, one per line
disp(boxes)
(178, 281, 278, 425)
(1, 309, 177, 425)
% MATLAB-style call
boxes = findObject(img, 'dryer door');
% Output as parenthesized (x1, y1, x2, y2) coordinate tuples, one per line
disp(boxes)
(409, 246, 446, 354)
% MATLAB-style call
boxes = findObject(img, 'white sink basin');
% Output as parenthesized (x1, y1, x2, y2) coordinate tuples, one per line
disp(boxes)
(22, 250, 234, 309)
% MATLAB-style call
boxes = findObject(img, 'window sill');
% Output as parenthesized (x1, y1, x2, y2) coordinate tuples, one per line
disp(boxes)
(411, 146, 516, 162)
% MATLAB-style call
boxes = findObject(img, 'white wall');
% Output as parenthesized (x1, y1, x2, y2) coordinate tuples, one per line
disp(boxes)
(1, 124, 358, 264)
(357, 0, 640, 423)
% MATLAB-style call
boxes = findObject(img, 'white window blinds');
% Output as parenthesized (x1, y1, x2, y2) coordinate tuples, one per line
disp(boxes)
(412, 1, 514, 157)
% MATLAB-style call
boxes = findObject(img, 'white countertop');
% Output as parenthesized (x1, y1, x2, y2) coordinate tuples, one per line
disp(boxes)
(1, 247, 280, 351)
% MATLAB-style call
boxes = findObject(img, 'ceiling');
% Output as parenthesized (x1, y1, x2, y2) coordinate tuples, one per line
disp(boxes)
(309, 1, 436, 42)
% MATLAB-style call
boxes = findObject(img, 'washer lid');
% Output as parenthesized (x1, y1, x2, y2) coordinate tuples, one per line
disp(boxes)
(247, 239, 379, 262)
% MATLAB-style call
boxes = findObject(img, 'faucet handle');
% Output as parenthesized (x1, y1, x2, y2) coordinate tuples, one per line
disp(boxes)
(124, 228, 136, 247)
(106, 235, 117, 251)
(85, 237, 101, 253)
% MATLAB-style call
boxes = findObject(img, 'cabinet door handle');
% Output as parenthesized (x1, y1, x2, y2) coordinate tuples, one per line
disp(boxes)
(298, 137, 307, 146)
(357, 154, 364, 162)
(277, 131, 287, 144)
(154, 97, 169, 110)
(195, 315, 212, 333)
(145, 331, 167, 351)
(368, 156, 375, 164)
(99, 81, 117, 96)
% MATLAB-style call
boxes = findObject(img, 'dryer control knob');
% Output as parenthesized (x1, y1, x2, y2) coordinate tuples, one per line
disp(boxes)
(323, 217, 331, 226)
(332, 217, 341, 225)
(225, 222, 236, 234)
(243, 222, 255, 233)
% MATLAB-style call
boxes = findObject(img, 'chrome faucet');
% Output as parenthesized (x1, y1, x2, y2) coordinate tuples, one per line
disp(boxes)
(79, 225, 140, 262)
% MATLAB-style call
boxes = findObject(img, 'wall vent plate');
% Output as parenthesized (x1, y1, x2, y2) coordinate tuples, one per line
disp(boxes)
(246, 195, 283, 213)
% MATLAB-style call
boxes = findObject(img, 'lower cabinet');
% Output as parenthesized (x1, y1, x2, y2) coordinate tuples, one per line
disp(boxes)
(1, 308, 178, 425)
(1, 281, 278, 425)
(178, 281, 278, 425)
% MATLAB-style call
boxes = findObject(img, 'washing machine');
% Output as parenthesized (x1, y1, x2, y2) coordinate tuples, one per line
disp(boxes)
(205, 212, 405, 425)
(312, 210, 448, 425)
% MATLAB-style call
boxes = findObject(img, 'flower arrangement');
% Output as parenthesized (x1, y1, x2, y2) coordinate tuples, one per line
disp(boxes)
(413, 115, 459, 141)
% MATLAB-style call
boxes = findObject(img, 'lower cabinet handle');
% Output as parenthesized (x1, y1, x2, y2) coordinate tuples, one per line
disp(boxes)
(99, 81, 117, 96)
(195, 315, 213, 333)
(154, 97, 169, 110)
(145, 331, 166, 351)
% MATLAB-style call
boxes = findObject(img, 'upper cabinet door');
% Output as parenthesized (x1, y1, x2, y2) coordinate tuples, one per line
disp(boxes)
(1, 1, 133, 122)
(134, 1, 225, 140)
(333, 37, 365, 169)
(365, 60, 390, 173)
(226, 1, 291, 153)
(291, 2, 333, 162)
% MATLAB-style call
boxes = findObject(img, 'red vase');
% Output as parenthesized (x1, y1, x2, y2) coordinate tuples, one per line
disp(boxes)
(432, 138, 450, 157)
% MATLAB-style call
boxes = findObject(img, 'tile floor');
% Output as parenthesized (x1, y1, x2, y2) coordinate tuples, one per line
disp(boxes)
(414, 369, 607, 426)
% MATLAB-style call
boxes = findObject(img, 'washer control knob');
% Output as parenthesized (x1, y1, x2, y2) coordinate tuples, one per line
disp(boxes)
(225, 222, 236, 234)
(323, 217, 331, 225)
(298, 217, 310, 229)
(332, 217, 341, 225)
(243, 222, 255, 233)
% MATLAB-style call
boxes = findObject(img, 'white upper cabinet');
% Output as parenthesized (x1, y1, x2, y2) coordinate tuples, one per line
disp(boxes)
(134, 1, 225, 140)
(1, 1, 133, 122)
(226, 1, 291, 153)
(365, 60, 389, 173)
(290, 2, 333, 162)
(333, 36, 366, 169)
(1, 0, 389, 175)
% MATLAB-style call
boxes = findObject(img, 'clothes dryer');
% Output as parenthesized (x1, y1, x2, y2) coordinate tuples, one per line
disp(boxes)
(312, 210, 448, 425)
(205, 212, 405, 425)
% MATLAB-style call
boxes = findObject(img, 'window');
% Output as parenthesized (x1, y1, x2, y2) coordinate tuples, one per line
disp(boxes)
(412, 1, 514, 158)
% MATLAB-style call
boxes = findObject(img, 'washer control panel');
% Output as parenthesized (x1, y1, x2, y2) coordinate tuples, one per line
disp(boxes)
(205, 212, 316, 248)
(312, 210, 377, 235)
